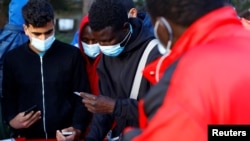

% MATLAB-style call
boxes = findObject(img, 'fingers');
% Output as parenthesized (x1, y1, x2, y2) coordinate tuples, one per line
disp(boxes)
(25, 111, 41, 128)
(10, 111, 41, 129)
(61, 126, 74, 132)
(56, 129, 75, 141)
(56, 130, 66, 141)
(80, 92, 97, 100)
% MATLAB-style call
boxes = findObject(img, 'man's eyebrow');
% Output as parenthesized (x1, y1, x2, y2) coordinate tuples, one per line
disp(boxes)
(31, 29, 54, 35)
(45, 29, 54, 34)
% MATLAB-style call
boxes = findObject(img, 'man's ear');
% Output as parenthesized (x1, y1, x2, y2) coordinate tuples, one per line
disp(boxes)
(155, 17, 172, 47)
(23, 24, 29, 36)
(128, 8, 138, 18)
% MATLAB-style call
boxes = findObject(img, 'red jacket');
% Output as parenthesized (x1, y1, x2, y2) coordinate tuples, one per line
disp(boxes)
(124, 6, 250, 141)
(78, 15, 100, 95)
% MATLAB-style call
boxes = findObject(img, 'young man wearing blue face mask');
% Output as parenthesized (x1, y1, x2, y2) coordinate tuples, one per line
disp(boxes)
(80, 0, 161, 141)
(1, 0, 92, 140)
(77, 15, 100, 96)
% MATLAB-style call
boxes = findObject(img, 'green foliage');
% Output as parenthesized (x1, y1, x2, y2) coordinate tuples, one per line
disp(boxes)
(49, 0, 72, 12)
(231, 0, 250, 13)
(134, 0, 146, 11)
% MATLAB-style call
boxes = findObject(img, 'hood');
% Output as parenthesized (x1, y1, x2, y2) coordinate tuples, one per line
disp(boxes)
(8, 0, 28, 25)
(78, 15, 89, 56)
(137, 12, 154, 35)
(123, 18, 155, 53)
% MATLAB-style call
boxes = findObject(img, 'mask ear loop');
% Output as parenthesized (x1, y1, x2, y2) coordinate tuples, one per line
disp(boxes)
(120, 23, 133, 47)
(159, 17, 173, 53)
(155, 17, 173, 82)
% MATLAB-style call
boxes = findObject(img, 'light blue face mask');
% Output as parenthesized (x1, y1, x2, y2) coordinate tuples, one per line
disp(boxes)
(99, 24, 133, 57)
(82, 42, 100, 58)
(31, 34, 55, 52)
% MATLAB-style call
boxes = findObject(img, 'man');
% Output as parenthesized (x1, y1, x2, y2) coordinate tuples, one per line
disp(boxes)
(122, 0, 250, 141)
(81, 0, 161, 140)
(2, 0, 91, 140)
(77, 15, 100, 95)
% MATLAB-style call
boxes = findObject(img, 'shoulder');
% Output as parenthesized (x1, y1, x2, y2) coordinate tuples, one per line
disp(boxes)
(5, 42, 27, 56)
(53, 40, 81, 53)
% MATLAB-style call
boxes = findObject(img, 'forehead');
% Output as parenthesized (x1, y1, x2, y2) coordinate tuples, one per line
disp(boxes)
(81, 25, 96, 40)
(92, 26, 117, 41)
(27, 21, 54, 32)
(82, 25, 93, 36)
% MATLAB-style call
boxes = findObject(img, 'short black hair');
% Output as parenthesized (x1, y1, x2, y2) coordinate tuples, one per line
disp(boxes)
(239, 8, 250, 20)
(88, 0, 128, 32)
(145, 0, 225, 27)
(22, 0, 54, 27)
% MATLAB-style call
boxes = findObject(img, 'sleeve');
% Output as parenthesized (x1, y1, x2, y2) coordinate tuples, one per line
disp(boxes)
(85, 114, 114, 141)
(130, 95, 207, 141)
(122, 57, 210, 141)
(71, 49, 92, 132)
(113, 99, 138, 120)
(121, 84, 207, 141)
(2, 53, 19, 124)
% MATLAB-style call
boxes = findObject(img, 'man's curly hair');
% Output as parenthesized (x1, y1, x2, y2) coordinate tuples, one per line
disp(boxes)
(88, 0, 129, 32)
(22, 0, 54, 27)
(145, 0, 225, 27)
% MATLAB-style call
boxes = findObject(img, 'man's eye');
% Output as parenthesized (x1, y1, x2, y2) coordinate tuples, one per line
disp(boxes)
(33, 33, 42, 36)
(45, 29, 53, 35)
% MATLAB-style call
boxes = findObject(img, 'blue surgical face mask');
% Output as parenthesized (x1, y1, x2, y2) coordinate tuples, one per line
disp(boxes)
(99, 24, 133, 57)
(154, 17, 173, 55)
(82, 42, 100, 58)
(31, 34, 55, 52)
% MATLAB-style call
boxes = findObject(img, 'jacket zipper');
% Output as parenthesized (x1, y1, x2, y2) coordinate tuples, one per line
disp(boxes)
(40, 56, 48, 138)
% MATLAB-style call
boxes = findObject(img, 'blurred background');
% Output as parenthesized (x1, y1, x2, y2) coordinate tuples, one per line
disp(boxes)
(0, 0, 249, 44)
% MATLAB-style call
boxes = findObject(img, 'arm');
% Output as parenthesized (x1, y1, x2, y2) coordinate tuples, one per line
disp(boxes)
(85, 113, 114, 141)
(123, 97, 206, 141)
(82, 93, 138, 120)
(2, 53, 41, 130)
(122, 81, 207, 141)
(113, 99, 138, 120)
(2, 53, 19, 123)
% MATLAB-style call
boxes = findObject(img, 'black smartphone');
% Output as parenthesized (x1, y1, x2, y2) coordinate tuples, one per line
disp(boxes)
(24, 105, 38, 115)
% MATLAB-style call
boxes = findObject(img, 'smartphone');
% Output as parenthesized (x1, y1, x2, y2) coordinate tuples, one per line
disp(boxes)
(73, 91, 81, 96)
(61, 131, 73, 136)
(24, 105, 38, 115)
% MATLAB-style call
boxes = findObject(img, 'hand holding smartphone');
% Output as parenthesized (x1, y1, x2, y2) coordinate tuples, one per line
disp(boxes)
(24, 105, 38, 115)
(61, 131, 74, 136)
